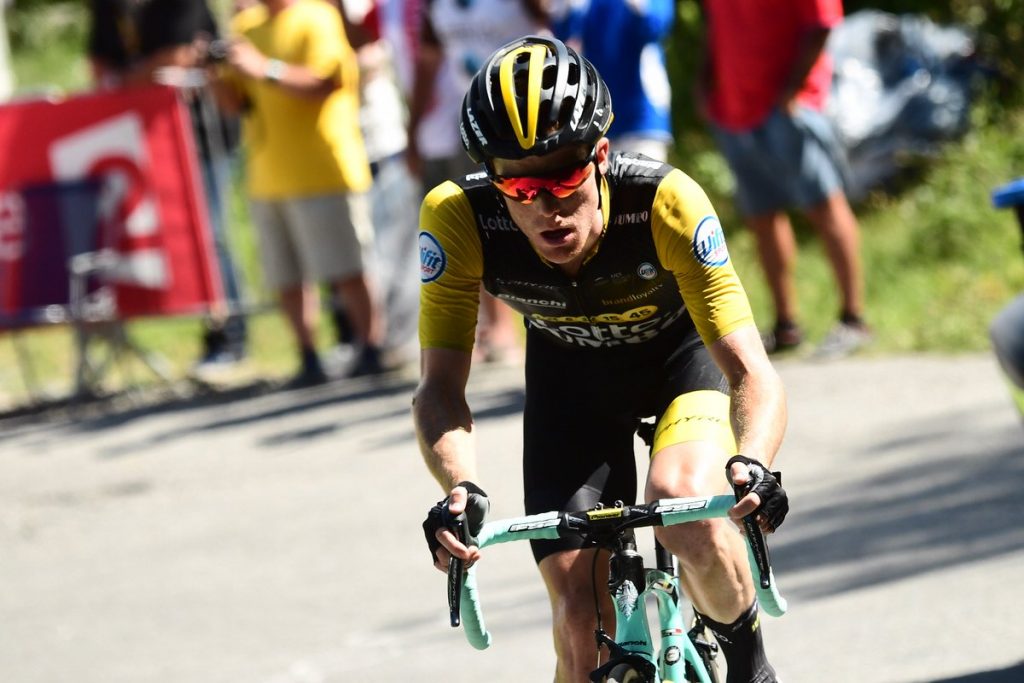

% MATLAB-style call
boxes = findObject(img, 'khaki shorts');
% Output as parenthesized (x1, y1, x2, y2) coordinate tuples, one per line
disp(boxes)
(249, 193, 374, 290)
(711, 105, 848, 217)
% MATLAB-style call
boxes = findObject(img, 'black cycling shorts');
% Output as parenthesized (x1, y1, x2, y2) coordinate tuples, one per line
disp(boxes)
(522, 327, 731, 564)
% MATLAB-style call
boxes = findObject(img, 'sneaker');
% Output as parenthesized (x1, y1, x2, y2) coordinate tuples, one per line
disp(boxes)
(196, 328, 246, 367)
(191, 331, 245, 383)
(282, 350, 329, 390)
(761, 322, 804, 355)
(812, 321, 873, 360)
(347, 345, 386, 378)
(324, 343, 358, 374)
(281, 364, 329, 390)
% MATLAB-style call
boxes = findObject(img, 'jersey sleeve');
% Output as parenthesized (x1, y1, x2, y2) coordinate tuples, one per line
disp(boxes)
(418, 182, 485, 352)
(651, 169, 755, 346)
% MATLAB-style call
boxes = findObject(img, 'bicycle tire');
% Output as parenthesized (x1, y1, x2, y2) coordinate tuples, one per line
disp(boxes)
(604, 663, 647, 683)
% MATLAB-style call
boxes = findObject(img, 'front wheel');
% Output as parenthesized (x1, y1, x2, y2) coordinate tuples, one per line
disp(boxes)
(605, 663, 646, 683)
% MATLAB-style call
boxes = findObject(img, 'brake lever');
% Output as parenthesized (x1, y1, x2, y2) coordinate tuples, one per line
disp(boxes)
(732, 467, 773, 590)
(446, 516, 467, 627)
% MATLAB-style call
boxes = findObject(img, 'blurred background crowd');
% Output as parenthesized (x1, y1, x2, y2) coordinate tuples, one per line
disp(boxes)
(0, 0, 1022, 408)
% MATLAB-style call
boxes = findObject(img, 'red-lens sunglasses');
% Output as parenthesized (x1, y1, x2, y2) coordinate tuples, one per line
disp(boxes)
(489, 148, 597, 204)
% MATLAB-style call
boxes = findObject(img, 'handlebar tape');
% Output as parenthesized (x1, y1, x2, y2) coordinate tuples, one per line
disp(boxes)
(460, 567, 492, 650)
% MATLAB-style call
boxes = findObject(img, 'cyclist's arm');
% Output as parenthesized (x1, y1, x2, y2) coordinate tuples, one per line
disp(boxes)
(414, 347, 479, 491)
(709, 327, 786, 469)
(415, 182, 485, 492)
(651, 169, 754, 347)
(650, 169, 787, 465)
(414, 351, 483, 569)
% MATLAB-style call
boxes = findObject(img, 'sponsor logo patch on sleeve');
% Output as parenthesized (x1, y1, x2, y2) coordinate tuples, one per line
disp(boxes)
(692, 216, 730, 267)
(419, 231, 447, 283)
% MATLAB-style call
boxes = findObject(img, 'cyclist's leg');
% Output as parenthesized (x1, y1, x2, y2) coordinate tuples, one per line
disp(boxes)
(523, 334, 639, 682)
(645, 391, 751, 622)
(644, 343, 777, 683)
(538, 548, 613, 682)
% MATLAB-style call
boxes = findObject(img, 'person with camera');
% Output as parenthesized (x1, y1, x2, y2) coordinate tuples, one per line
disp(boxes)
(210, 0, 387, 386)
(88, 0, 251, 370)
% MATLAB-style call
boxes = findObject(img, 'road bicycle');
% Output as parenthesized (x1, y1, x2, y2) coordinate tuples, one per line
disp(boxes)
(444, 493, 788, 682)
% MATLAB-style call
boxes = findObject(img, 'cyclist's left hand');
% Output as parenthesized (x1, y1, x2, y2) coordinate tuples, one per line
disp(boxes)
(726, 455, 789, 533)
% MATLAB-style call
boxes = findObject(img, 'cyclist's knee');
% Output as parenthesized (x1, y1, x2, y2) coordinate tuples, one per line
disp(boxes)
(646, 439, 725, 500)
(656, 517, 739, 572)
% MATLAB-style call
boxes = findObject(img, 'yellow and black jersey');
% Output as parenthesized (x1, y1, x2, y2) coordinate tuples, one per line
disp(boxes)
(418, 152, 754, 352)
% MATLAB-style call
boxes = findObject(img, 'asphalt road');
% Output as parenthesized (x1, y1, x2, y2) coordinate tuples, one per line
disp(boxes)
(2, 352, 1022, 683)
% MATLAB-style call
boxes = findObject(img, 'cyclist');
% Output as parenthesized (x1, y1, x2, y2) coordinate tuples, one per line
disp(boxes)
(415, 36, 789, 683)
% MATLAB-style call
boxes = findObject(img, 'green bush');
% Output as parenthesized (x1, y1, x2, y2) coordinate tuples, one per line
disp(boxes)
(7, 0, 85, 52)
(7, 0, 89, 92)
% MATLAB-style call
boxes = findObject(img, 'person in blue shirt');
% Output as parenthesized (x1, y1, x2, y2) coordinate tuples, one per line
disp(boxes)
(552, 0, 674, 161)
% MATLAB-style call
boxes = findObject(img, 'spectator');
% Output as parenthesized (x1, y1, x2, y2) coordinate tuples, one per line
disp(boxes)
(697, 0, 871, 358)
(553, 0, 674, 162)
(406, 0, 549, 363)
(336, 0, 421, 370)
(87, 0, 251, 370)
(212, 0, 386, 386)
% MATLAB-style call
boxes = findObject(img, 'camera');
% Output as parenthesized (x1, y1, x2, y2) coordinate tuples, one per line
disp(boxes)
(206, 39, 230, 64)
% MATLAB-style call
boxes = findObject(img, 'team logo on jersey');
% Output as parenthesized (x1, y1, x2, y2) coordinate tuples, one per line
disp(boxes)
(419, 231, 447, 283)
(692, 216, 730, 267)
(637, 262, 658, 280)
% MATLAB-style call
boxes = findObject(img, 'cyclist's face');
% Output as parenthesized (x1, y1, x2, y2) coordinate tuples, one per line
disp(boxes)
(492, 138, 610, 275)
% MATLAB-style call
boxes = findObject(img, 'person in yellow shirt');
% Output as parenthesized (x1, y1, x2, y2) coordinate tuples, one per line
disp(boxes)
(212, 0, 385, 385)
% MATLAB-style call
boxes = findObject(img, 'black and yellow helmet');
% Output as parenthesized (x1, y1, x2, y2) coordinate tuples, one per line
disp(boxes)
(460, 35, 613, 164)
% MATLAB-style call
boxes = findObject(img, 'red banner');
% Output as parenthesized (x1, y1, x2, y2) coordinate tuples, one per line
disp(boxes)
(0, 85, 222, 323)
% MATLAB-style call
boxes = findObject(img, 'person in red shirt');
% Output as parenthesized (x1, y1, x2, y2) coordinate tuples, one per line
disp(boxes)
(698, 0, 871, 358)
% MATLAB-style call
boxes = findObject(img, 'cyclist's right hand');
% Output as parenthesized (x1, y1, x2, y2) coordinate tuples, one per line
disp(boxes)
(422, 481, 490, 572)
(726, 455, 789, 533)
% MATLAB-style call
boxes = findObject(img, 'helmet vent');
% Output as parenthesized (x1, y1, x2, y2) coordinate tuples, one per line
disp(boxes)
(460, 36, 611, 162)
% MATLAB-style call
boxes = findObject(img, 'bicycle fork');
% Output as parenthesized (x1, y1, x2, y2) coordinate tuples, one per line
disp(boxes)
(651, 572, 718, 683)
(653, 540, 719, 683)
(590, 533, 658, 682)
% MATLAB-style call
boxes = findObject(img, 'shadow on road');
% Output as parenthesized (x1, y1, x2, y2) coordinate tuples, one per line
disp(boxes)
(0, 367, 528, 458)
(916, 661, 1024, 682)
(0, 377, 277, 437)
(774, 401, 1024, 600)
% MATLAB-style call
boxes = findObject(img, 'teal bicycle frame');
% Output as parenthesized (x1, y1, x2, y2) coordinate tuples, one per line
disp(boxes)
(451, 495, 788, 682)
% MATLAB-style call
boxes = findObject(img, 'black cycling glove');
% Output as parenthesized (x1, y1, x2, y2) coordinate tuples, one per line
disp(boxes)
(726, 455, 789, 532)
(422, 481, 490, 564)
